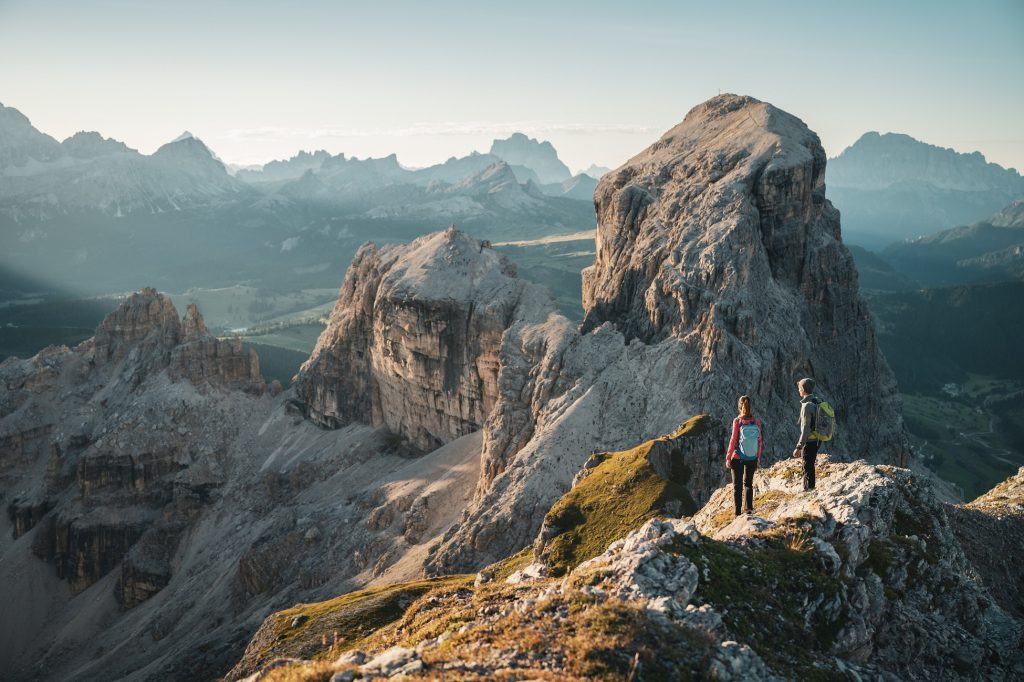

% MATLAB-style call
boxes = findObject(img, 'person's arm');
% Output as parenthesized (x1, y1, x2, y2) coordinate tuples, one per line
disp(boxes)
(757, 418, 763, 462)
(727, 418, 739, 462)
(796, 402, 812, 448)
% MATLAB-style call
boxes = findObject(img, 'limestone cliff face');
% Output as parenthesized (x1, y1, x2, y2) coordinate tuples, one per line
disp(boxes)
(295, 226, 556, 451)
(580, 93, 905, 464)
(427, 95, 911, 574)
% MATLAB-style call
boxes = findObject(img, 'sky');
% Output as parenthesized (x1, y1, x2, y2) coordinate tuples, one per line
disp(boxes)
(1, 0, 1022, 173)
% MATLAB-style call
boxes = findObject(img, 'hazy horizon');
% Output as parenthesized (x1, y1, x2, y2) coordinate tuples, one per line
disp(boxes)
(2, 0, 1023, 172)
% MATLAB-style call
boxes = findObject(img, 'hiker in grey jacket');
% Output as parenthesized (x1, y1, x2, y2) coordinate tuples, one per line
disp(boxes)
(792, 377, 821, 491)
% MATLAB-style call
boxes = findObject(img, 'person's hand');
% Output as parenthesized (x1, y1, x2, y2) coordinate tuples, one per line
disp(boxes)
(792, 447, 802, 459)
(724, 458, 732, 471)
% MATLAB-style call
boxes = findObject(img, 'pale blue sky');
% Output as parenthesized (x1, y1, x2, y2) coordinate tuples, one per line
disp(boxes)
(1, 0, 1022, 172)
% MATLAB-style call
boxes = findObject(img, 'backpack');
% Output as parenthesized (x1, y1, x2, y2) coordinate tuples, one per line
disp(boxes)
(810, 400, 836, 442)
(737, 420, 760, 460)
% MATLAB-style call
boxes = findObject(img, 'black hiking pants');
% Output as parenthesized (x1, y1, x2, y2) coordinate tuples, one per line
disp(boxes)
(802, 440, 821, 491)
(730, 459, 757, 515)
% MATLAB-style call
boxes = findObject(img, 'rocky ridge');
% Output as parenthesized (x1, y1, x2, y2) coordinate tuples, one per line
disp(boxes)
(826, 132, 1024, 247)
(230, 430, 1024, 682)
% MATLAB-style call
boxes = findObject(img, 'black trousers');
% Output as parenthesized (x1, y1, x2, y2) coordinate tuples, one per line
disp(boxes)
(730, 459, 757, 514)
(802, 440, 821, 491)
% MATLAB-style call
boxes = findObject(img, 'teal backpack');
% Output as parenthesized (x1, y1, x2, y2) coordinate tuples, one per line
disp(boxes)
(737, 421, 760, 460)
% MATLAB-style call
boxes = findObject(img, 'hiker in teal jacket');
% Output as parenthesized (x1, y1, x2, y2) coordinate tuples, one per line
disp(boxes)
(726, 395, 763, 516)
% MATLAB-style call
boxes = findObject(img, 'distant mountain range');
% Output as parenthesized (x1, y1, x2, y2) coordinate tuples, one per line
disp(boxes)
(7, 98, 1024, 299)
(0, 104, 253, 221)
(827, 132, 1024, 249)
(0, 103, 598, 297)
(878, 200, 1024, 286)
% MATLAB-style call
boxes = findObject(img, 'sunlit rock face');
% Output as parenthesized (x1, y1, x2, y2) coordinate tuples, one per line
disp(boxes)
(294, 226, 557, 451)
(427, 94, 910, 575)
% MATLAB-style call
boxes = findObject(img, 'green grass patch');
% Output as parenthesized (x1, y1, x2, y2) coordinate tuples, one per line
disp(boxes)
(902, 394, 988, 435)
(538, 415, 709, 576)
(255, 575, 474, 667)
(902, 390, 1021, 499)
(912, 434, 1015, 500)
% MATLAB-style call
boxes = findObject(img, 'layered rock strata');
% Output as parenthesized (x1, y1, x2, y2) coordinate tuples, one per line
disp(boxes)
(295, 226, 557, 451)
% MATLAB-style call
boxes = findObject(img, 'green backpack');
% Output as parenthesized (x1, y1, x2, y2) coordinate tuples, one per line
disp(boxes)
(810, 399, 836, 442)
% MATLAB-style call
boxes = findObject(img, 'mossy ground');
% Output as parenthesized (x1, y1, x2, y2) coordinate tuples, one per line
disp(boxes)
(412, 593, 717, 681)
(257, 581, 719, 681)
(538, 415, 708, 576)
(254, 661, 338, 682)
(247, 574, 474, 671)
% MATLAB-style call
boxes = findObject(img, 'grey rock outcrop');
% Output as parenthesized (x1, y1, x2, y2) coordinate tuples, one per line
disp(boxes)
(85, 288, 263, 393)
(1, 290, 264, 598)
(427, 94, 910, 574)
(294, 226, 556, 451)
(689, 456, 1022, 680)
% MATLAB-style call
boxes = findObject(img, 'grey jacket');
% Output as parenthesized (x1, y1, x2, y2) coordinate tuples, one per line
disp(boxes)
(796, 394, 820, 448)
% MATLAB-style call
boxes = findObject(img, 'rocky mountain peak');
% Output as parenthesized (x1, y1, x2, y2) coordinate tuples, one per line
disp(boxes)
(828, 130, 1024, 193)
(0, 102, 63, 168)
(60, 130, 132, 159)
(581, 163, 612, 179)
(573, 92, 905, 454)
(84, 288, 262, 393)
(582, 92, 828, 339)
(92, 287, 183, 365)
(294, 227, 556, 451)
(152, 133, 222, 168)
(181, 302, 209, 340)
(489, 132, 572, 184)
(0, 101, 33, 127)
(445, 160, 520, 195)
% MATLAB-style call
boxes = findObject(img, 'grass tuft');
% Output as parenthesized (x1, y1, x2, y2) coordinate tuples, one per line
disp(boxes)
(537, 415, 710, 576)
